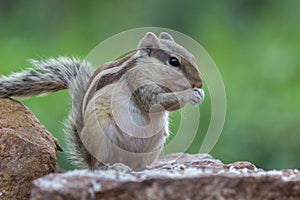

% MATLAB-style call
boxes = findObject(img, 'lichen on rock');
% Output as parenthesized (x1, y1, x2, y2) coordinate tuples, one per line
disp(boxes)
(31, 153, 300, 200)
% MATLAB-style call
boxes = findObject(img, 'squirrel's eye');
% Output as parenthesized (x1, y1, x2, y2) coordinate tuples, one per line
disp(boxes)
(169, 57, 180, 67)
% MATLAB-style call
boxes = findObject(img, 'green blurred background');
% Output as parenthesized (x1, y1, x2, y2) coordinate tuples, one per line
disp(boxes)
(0, 0, 300, 170)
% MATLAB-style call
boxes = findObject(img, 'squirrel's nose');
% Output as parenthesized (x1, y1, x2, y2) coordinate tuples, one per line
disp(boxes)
(192, 81, 203, 89)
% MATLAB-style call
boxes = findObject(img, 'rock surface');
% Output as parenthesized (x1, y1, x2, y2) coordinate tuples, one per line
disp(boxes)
(0, 98, 62, 200)
(31, 153, 300, 200)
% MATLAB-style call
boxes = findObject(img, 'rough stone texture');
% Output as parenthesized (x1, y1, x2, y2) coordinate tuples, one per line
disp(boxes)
(31, 153, 300, 200)
(0, 98, 62, 200)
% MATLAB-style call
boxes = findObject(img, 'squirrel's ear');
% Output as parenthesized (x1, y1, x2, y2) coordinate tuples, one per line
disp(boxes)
(138, 32, 160, 49)
(159, 32, 174, 42)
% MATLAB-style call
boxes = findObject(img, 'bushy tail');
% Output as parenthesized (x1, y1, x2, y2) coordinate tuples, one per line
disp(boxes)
(0, 57, 92, 98)
(0, 57, 94, 167)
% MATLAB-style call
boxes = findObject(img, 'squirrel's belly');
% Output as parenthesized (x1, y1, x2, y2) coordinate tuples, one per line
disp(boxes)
(81, 106, 168, 169)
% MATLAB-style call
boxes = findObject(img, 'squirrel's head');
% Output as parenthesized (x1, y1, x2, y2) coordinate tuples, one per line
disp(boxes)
(136, 32, 203, 92)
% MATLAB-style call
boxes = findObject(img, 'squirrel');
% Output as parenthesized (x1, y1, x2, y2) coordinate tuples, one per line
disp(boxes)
(0, 32, 204, 170)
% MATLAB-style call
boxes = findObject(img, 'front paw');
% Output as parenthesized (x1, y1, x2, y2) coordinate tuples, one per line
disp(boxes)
(188, 88, 205, 106)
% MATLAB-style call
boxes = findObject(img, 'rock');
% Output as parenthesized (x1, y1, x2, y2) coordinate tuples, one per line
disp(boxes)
(0, 98, 62, 200)
(30, 153, 300, 200)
